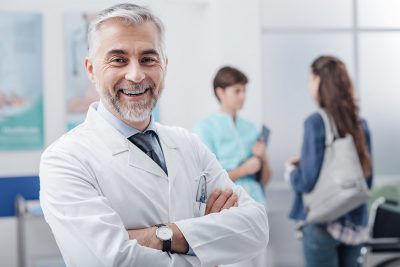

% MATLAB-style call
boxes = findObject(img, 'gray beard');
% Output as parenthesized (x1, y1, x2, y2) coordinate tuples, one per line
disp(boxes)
(96, 83, 159, 123)
(111, 95, 156, 122)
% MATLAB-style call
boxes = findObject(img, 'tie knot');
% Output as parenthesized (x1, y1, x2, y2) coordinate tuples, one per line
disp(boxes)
(129, 131, 155, 153)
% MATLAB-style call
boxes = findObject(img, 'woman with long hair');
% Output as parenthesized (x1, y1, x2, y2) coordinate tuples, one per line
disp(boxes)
(286, 55, 373, 267)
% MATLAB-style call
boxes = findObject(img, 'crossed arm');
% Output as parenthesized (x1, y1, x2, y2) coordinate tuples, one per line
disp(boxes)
(128, 189, 238, 253)
(40, 131, 268, 266)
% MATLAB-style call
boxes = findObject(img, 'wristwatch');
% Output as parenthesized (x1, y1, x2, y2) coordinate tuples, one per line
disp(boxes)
(155, 224, 173, 252)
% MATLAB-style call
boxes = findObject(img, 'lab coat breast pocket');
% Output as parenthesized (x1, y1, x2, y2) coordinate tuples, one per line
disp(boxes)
(192, 174, 208, 217)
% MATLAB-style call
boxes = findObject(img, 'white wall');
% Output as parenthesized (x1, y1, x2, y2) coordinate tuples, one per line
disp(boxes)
(160, 0, 263, 130)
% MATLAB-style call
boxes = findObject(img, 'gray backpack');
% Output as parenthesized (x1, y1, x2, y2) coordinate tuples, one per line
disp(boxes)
(303, 109, 370, 224)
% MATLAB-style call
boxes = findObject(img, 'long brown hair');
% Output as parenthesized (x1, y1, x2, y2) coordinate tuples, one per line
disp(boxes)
(311, 55, 371, 177)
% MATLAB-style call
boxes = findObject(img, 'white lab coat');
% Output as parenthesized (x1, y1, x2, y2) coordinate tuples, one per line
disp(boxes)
(39, 103, 269, 267)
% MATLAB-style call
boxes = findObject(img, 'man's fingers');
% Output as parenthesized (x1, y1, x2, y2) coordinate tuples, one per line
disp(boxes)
(221, 193, 238, 210)
(205, 189, 238, 215)
(205, 190, 221, 215)
(210, 189, 233, 213)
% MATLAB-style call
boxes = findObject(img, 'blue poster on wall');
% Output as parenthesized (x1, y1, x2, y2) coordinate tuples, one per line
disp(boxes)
(0, 13, 44, 150)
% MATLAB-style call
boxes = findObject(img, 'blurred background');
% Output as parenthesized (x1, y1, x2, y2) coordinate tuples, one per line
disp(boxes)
(0, 0, 399, 266)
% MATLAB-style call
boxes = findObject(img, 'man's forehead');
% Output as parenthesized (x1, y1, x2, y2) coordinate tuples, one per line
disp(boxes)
(105, 48, 160, 57)
(94, 20, 161, 54)
(97, 19, 159, 39)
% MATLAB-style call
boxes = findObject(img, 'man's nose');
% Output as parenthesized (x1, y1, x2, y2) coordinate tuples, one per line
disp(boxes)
(125, 62, 145, 83)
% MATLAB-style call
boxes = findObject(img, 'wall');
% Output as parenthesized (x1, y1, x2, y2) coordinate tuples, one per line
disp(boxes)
(160, 0, 263, 129)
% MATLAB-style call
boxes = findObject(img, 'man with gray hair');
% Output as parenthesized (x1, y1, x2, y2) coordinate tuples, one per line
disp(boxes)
(40, 3, 268, 267)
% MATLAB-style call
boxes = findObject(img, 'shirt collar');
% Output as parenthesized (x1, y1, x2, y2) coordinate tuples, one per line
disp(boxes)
(97, 100, 156, 138)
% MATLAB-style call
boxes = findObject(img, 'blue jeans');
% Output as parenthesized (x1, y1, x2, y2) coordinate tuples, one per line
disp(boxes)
(302, 224, 362, 267)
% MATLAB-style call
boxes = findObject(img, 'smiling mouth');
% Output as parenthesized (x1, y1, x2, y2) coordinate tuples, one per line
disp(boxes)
(120, 88, 149, 97)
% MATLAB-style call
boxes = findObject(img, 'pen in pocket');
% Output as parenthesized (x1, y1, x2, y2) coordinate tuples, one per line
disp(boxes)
(196, 175, 207, 203)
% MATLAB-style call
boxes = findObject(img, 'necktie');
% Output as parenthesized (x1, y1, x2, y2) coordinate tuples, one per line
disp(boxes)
(128, 131, 168, 175)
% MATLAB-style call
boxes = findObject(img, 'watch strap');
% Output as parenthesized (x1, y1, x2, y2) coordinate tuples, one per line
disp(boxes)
(163, 238, 171, 252)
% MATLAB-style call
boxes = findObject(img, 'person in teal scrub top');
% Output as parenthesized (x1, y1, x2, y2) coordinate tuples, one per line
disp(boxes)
(195, 66, 271, 204)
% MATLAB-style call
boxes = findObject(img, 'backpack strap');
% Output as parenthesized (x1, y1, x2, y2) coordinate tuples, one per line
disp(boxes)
(318, 108, 339, 145)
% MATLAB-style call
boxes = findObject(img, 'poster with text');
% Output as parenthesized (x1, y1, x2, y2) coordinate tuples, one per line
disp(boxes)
(0, 13, 44, 150)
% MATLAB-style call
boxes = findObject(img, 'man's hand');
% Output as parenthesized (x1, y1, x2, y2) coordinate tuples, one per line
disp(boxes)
(128, 189, 239, 253)
(128, 223, 189, 254)
(205, 189, 238, 215)
(128, 226, 161, 250)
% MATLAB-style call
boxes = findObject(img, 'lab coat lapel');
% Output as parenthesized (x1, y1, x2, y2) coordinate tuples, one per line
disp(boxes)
(128, 144, 166, 178)
(161, 143, 178, 185)
(156, 124, 179, 186)
(85, 103, 129, 155)
(85, 103, 172, 179)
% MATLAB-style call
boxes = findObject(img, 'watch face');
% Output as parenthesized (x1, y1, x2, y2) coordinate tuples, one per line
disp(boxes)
(156, 226, 173, 240)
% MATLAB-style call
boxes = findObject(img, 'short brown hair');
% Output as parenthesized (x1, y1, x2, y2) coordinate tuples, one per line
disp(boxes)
(213, 66, 248, 101)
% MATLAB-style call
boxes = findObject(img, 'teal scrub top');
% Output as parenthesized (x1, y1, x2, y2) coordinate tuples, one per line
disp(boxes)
(195, 112, 265, 204)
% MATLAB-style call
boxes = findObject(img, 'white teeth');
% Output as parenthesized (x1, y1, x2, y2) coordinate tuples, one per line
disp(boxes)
(122, 89, 146, 95)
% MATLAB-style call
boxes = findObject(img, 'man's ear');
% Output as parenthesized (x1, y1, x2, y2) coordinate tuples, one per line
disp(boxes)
(84, 57, 95, 83)
(164, 56, 168, 69)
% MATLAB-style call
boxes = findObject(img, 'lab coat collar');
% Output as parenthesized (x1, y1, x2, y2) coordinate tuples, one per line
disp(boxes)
(85, 102, 129, 155)
(97, 100, 158, 138)
(155, 123, 178, 149)
(85, 102, 178, 180)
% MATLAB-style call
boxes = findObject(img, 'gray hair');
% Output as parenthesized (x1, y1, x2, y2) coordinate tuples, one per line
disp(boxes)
(87, 3, 166, 60)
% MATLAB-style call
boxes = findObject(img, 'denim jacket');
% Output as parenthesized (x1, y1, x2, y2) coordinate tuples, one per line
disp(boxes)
(289, 112, 373, 227)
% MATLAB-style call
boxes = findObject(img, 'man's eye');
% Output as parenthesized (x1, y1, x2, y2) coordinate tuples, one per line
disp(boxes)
(111, 58, 127, 64)
(141, 57, 157, 64)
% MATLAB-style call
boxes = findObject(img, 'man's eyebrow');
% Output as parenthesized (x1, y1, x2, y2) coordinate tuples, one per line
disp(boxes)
(142, 49, 160, 56)
(106, 49, 128, 57)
